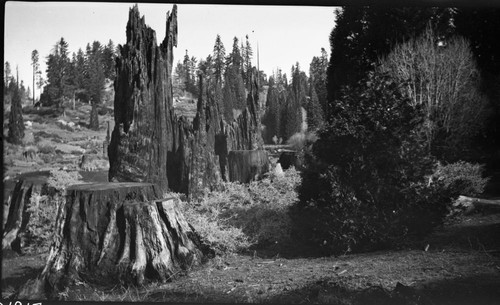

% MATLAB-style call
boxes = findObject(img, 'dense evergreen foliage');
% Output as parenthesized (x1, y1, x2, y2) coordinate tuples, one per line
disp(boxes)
(39, 37, 116, 108)
(291, 6, 500, 256)
(292, 71, 449, 254)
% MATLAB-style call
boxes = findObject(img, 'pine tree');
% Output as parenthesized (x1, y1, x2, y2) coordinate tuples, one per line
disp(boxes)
(31, 50, 40, 104)
(306, 83, 324, 131)
(189, 56, 198, 95)
(279, 64, 306, 139)
(4, 61, 11, 89)
(85, 41, 105, 130)
(102, 39, 116, 79)
(183, 50, 191, 93)
(71, 48, 87, 99)
(43, 37, 72, 107)
(243, 35, 253, 88)
(309, 48, 329, 113)
(228, 37, 242, 71)
(8, 79, 24, 144)
(263, 76, 282, 142)
(213, 34, 226, 84)
(174, 61, 186, 94)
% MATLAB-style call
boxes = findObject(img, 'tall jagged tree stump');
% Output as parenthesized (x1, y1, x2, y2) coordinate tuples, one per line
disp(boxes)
(3, 171, 50, 252)
(17, 182, 208, 299)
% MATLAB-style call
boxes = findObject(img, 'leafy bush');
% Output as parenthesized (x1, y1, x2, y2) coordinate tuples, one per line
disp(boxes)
(291, 71, 451, 255)
(182, 167, 301, 255)
(180, 188, 252, 255)
(23, 193, 62, 254)
(37, 144, 56, 154)
(287, 131, 318, 151)
(39, 153, 55, 164)
(430, 161, 489, 198)
(379, 26, 490, 161)
(47, 169, 83, 191)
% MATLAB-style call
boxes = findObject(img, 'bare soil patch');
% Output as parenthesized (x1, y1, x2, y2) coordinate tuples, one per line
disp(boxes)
(3, 213, 499, 303)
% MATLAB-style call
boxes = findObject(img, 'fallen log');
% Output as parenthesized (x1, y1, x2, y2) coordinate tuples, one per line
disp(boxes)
(455, 195, 500, 214)
(17, 182, 209, 299)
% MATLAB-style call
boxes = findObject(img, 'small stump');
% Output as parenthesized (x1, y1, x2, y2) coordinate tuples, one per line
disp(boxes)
(18, 182, 208, 299)
(228, 150, 270, 183)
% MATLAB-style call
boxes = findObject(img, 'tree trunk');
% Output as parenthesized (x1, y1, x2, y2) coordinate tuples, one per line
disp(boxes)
(17, 182, 209, 299)
(89, 101, 99, 130)
(227, 150, 270, 183)
(2, 171, 50, 252)
(108, 5, 264, 199)
(7, 84, 25, 144)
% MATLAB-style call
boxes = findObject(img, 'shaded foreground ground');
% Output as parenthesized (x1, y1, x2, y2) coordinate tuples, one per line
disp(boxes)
(2, 211, 499, 304)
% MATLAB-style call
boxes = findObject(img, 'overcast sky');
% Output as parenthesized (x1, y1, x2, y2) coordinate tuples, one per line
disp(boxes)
(4, 1, 337, 98)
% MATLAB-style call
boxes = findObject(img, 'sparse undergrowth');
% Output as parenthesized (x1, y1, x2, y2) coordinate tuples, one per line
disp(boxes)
(430, 161, 490, 198)
(21, 169, 84, 254)
(180, 167, 301, 255)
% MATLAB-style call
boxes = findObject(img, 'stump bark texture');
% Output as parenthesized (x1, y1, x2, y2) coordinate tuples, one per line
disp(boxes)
(228, 150, 270, 183)
(108, 4, 264, 199)
(18, 182, 207, 299)
(2, 171, 50, 252)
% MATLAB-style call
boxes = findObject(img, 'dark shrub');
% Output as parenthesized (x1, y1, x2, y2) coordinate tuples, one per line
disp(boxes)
(290, 71, 451, 255)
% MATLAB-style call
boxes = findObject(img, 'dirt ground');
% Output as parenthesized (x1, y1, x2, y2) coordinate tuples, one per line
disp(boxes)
(2, 212, 499, 304)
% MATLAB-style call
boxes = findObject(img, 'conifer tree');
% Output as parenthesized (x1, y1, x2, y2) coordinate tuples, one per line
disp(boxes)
(183, 50, 191, 92)
(4, 61, 11, 89)
(309, 48, 329, 113)
(213, 34, 226, 84)
(43, 37, 71, 107)
(85, 41, 105, 130)
(243, 35, 253, 88)
(8, 79, 24, 144)
(102, 39, 116, 79)
(306, 83, 324, 131)
(228, 37, 242, 71)
(31, 50, 40, 104)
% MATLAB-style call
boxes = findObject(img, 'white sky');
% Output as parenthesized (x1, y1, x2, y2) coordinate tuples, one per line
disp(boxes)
(4, 1, 337, 98)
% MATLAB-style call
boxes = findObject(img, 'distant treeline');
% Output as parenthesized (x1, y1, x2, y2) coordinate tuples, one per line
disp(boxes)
(173, 35, 329, 143)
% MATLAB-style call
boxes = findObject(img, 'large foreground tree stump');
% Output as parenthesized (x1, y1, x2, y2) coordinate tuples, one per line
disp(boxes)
(3, 171, 50, 252)
(17, 182, 209, 299)
(227, 150, 270, 183)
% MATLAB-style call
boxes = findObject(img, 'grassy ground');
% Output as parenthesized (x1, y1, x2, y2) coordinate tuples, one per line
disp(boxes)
(3, 101, 112, 180)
